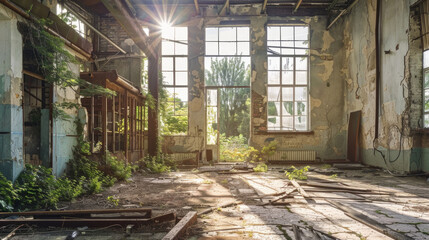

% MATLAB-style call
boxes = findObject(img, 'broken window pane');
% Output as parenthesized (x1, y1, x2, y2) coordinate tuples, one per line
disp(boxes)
(268, 87, 281, 101)
(295, 116, 307, 130)
(282, 101, 293, 116)
(425, 89, 429, 111)
(295, 102, 307, 115)
(295, 87, 307, 101)
(281, 41, 294, 55)
(267, 101, 280, 116)
(175, 101, 188, 115)
(268, 116, 280, 129)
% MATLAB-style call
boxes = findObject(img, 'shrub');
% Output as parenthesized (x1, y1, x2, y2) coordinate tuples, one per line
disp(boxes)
(141, 154, 174, 173)
(105, 151, 132, 181)
(56, 178, 83, 201)
(0, 173, 17, 211)
(14, 165, 60, 210)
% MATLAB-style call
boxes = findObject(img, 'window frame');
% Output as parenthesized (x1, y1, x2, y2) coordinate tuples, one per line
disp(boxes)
(266, 24, 310, 132)
(161, 27, 189, 136)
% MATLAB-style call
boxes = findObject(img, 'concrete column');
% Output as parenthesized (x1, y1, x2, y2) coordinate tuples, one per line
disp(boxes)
(0, 16, 24, 181)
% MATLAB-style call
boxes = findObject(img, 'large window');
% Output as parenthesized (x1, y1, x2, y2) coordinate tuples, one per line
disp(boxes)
(424, 51, 429, 127)
(161, 27, 188, 135)
(267, 25, 309, 131)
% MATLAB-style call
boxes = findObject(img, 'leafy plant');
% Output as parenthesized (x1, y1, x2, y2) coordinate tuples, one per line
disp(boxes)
(105, 151, 133, 181)
(56, 178, 83, 201)
(140, 154, 175, 173)
(285, 166, 310, 180)
(0, 173, 17, 211)
(107, 196, 119, 206)
(14, 165, 60, 210)
(253, 163, 268, 172)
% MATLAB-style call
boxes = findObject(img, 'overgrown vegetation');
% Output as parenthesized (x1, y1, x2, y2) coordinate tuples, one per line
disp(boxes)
(139, 154, 176, 173)
(285, 166, 310, 180)
(253, 163, 268, 172)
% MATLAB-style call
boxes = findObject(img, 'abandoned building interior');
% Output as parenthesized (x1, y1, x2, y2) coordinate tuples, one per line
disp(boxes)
(1, 0, 429, 239)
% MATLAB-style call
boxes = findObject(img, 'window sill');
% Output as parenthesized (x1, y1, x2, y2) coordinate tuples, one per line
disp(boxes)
(257, 130, 314, 135)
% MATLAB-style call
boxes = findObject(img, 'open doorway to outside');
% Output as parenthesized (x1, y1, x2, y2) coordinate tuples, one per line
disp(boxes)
(205, 26, 251, 162)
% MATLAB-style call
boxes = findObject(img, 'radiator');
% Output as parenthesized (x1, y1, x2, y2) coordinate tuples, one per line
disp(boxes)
(167, 152, 197, 162)
(268, 150, 316, 162)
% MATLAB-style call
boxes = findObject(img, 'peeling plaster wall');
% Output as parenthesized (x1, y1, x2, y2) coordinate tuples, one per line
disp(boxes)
(0, 4, 24, 181)
(162, 5, 348, 161)
(342, 0, 423, 172)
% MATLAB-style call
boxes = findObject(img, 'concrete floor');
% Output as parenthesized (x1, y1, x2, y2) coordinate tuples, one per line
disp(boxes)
(3, 164, 429, 240)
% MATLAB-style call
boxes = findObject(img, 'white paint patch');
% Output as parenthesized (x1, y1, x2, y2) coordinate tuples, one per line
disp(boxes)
(317, 60, 334, 82)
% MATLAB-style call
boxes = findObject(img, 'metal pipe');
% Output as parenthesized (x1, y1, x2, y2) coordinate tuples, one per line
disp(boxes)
(375, 0, 381, 138)
(63, 2, 128, 54)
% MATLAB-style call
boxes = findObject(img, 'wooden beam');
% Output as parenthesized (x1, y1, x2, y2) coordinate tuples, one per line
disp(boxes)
(162, 211, 197, 240)
(0, 208, 152, 217)
(101, 0, 155, 58)
(290, 180, 310, 198)
(293, 0, 303, 13)
(261, 0, 268, 14)
(327, 0, 360, 29)
(147, 27, 161, 157)
(194, 0, 200, 15)
(101, 96, 108, 154)
(218, 0, 230, 16)
(124, 92, 129, 161)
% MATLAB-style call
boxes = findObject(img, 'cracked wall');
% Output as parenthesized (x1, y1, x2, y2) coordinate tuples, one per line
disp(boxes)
(342, 0, 425, 172)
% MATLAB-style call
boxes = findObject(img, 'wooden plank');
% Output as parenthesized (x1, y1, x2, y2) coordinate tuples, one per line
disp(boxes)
(327, 200, 413, 240)
(304, 182, 372, 192)
(198, 201, 243, 216)
(112, 95, 116, 152)
(290, 180, 310, 198)
(101, 96, 108, 153)
(0, 218, 153, 228)
(162, 211, 197, 240)
(261, 188, 297, 206)
(0, 208, 152, 218)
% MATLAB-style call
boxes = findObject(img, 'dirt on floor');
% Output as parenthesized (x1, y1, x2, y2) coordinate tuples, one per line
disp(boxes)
(3, 164, 429, 240)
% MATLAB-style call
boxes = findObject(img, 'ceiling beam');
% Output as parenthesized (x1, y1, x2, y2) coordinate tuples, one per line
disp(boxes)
(101, 0, 155, 58)
(63, 2, 127, 54)
(327, 0, 360, 29)
(293, 0, 303, 13)
(194, 0, 200, 15)
(261, 0, 268, 14)
(218, 0, 230, 16)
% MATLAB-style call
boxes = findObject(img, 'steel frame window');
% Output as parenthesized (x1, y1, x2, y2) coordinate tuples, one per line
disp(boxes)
(267, 25, 309, 131)
(162, 27, 189, 135)
(424, 51, 429, 127)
